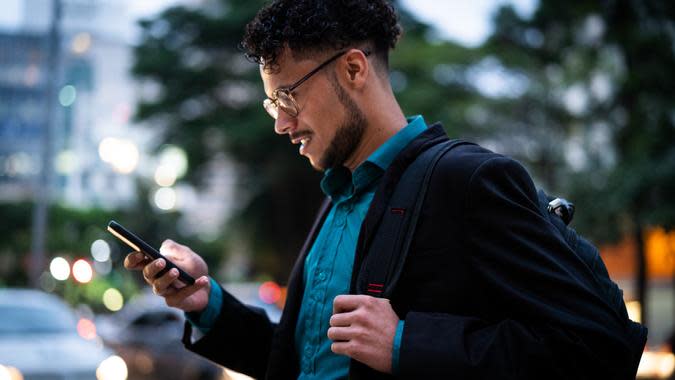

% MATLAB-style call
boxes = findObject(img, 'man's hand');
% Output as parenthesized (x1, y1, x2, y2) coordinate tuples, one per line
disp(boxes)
(328, 295, 400, 374)
(124, 239, 210, 312)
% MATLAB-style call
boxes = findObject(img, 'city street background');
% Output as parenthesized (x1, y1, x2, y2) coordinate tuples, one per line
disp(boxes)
(0, 0, 673, 379)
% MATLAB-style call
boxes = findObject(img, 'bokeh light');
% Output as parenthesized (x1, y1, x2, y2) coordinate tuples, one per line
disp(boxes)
(158, 145, 188, 179)
(39, 271, 56, 292)
(91, 239, 111, 262)
(71, 32, 92, 54)
(77, 318, 97, 340)
(98, 137, 139, 174)
(0, 365, 23, 380)
(258, 281, 282, 304)
(55, 150, 78, 175)
(96, 355, 128, 380)
(626, 301, 641, 324)
(49, 257, 70, 281)
(94, 260, 112, 276)
(59, 85, 77, 107)
(72, 259, 93, 283)
(102, 288, 124, 312)
(154, 164, 177, 187)
(637, 351, 675, 379)
(153, 187, 176, 211)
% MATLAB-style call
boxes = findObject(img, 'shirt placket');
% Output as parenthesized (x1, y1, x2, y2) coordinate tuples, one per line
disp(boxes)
(303, 201, 351, 375)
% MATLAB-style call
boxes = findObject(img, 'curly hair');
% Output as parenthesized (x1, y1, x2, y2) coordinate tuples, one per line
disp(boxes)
(241, 0, 402, 72)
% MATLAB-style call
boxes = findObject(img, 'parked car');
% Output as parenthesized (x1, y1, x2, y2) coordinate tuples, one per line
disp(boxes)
(96, 292, 219, 380)
(0, 288, 127, 380)
(96, 283, 281, 380)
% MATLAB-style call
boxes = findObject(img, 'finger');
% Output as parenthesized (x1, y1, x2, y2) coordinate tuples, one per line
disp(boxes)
(124, 252, 149, 270)
(153, 268, 180, 295)
(327, 326, 353, 342)
(333, 294, 369, 314)
(153, 283, 178, 297)
(142, 258, 166, 282)
(329, 311, 355, 327)
(330, 341, 354, 357)
(165, 276, 209, 308)
(160, 239, 176, 249)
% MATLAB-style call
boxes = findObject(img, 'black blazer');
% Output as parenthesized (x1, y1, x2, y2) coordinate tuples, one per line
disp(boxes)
(183, 124, 644, 379)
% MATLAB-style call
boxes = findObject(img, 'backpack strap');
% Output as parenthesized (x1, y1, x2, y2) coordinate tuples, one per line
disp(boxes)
(357, 139, 472, 298)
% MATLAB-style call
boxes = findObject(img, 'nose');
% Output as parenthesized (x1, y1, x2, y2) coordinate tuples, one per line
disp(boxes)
(273, 109, 297, 135)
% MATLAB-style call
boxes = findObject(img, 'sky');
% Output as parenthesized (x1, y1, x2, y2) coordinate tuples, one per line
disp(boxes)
(0, 0, 538, 48)
(400, 0, 538, 46)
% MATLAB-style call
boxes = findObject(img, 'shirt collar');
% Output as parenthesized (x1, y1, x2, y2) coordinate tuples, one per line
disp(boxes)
(320, 115, 428, 199)
(365, 115, 427, 171)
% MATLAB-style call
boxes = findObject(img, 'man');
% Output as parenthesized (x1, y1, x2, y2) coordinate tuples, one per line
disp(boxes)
(125, 1, 644, 379)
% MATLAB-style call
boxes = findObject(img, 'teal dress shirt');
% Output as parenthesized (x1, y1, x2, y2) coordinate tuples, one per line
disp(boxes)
(187, 116, 428, 379)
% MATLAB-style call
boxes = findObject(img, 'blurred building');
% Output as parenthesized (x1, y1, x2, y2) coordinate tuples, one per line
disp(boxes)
(0, 32, 47, 199)
(0, 0, 144, 207)
(0, 0, 236, 234)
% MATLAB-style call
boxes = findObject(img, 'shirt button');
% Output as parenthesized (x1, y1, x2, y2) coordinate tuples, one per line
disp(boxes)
(318, 271, 327, 281)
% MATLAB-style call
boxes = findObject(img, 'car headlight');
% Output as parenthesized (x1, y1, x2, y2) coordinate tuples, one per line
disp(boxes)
(0, 365, 23, 380)
(96, 355, 128, 380)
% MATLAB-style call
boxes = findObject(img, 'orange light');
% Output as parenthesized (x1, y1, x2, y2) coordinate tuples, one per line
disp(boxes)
(77, 318, 97, 340)
(258, 281, 281, 304)
(72, 259, 93, 283)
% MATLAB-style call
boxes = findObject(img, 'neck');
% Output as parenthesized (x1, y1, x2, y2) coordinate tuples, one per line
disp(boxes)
(343, 92, 407, 171)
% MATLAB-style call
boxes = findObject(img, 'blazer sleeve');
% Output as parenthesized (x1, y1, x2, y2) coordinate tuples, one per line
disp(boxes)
(398, 156, 637, 380)
(182, 283, 277, 379)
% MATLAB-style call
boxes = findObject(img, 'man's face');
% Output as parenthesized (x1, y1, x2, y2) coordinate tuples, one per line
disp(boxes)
(260, 50, 366, 171)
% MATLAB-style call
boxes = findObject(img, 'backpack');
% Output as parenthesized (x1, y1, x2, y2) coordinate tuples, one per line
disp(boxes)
(355, 138, 647, 374)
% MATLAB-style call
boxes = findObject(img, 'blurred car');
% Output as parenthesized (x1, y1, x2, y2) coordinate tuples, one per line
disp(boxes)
(96, 283, 282, 380)
(0, 288, 127, 380)
(96, 292, 219, 380)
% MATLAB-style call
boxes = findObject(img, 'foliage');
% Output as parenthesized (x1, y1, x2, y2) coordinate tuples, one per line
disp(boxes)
(478, 0, 675, 242)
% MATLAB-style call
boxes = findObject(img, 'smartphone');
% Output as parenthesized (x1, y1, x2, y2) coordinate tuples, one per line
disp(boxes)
(107, 220, 195, 286)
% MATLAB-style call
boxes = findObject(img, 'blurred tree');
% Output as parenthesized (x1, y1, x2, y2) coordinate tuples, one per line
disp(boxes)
(131, 0, 481, 281)
(591, 0, 675, 324)
(478, 0, 675, 323)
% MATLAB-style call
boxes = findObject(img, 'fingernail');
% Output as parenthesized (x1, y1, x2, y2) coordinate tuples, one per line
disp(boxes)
(170, 269, 178, 276)
(135, 252, 144, 260)
(156, 260, 164, 268)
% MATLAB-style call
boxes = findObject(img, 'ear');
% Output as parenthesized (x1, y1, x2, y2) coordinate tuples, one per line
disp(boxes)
(340, 49, 369, 90)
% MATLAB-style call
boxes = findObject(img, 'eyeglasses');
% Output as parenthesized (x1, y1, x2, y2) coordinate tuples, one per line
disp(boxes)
(262, 50, 370, 120)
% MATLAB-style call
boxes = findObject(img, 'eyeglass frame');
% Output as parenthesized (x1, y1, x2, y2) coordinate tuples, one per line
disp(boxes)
(262, 49, 371, 120)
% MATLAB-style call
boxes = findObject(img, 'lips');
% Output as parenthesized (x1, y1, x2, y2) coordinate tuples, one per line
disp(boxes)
(290, 132, 312, 154)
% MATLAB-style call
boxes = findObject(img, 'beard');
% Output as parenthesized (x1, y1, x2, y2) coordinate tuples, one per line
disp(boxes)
(318, 75, 367, 170)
